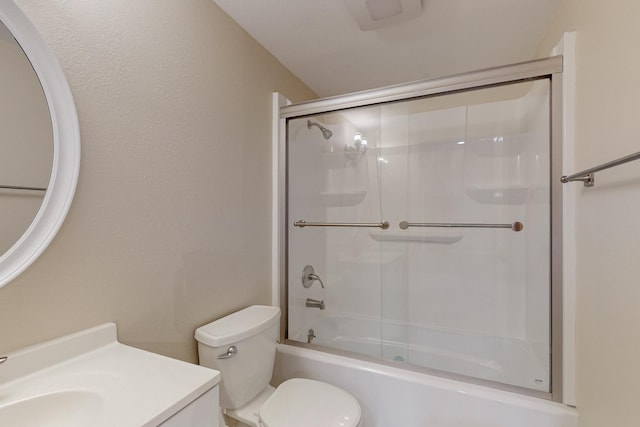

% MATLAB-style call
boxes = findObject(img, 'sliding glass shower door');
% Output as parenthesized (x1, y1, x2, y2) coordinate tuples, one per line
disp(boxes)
(286, 77, 553, 393)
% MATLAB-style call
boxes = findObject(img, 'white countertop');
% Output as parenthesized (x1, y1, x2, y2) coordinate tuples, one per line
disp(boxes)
(0, 323, 220, 426)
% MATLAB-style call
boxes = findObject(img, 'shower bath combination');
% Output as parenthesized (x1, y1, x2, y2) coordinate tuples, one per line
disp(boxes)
(282, 56, 564, 404)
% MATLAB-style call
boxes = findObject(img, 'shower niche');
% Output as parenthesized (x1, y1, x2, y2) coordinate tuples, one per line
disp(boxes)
(282, 58, 562, 400)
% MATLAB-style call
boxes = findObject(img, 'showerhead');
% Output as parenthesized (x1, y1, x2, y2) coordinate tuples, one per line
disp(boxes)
(307, 120, 333, 140)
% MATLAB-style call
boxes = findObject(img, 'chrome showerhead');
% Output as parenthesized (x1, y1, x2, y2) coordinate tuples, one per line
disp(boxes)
(307, 120, 333, 140)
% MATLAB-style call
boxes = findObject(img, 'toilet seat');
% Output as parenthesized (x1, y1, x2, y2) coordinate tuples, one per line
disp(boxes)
(259, 378, 361, 427)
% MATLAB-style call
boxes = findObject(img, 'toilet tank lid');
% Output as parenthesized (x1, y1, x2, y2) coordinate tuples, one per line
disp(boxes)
(195, 305, 281, 347)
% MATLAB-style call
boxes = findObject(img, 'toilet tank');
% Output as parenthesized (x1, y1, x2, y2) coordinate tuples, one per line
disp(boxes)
(195, 305, 281, 410)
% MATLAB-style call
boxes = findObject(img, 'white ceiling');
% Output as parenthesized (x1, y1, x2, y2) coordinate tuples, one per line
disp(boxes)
(212, 0, 561, 98)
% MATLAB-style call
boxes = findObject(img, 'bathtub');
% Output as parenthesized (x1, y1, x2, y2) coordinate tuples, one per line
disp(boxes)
(272, 344, 578, 427)
(290, 313, 549, 392)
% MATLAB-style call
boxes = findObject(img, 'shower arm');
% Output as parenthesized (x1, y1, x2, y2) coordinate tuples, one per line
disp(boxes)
(307, 120, 333, 140)
(294, 220, 390, 229)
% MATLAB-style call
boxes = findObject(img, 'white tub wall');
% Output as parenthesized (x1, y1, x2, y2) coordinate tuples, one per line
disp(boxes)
(288, 116, 384, 336)
(377, 102, 410, 331)
(386, 86, 542, 340)
(406, 106, 501, 335)
(287, 118, 330, 333)
(325, 118, 382, 320)
(272, 345, 579, 427)
(402, 86, 551, 389)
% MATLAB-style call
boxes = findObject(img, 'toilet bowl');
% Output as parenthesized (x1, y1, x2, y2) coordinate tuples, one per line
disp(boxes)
(195, 305, 362, 427)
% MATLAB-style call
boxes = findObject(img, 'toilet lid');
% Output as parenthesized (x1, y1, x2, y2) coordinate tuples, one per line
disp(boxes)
(259, 378, 361, 427)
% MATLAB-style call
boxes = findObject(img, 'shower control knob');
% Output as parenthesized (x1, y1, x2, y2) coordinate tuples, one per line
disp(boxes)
(302, 265, 325, 288)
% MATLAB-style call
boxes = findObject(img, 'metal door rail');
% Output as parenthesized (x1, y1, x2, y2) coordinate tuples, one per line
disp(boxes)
(281, 57, 562, 118)
(561, 150, 640, 187)
(399, 221, 524, 232)
(0, 185, 46, 192)
(294, 220, 389, 229)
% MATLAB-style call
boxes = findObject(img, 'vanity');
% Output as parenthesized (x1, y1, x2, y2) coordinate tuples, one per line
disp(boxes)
(0, 323, 220, 426)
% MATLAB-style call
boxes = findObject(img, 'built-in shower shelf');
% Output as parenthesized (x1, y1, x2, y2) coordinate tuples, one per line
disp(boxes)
(368, 231, 463, 244)
(320, 190, 367, 206)
(465, 185, 528, 205)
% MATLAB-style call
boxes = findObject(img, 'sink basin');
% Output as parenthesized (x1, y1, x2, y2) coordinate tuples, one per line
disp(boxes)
(0, 323, 221, 426)
(0, 390, 103, 427)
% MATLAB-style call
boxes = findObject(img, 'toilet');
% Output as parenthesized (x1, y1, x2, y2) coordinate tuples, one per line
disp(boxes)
(195, 305, 362, 427)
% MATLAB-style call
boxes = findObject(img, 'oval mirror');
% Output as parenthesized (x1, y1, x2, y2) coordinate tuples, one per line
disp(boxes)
(0, 1, 80, 288)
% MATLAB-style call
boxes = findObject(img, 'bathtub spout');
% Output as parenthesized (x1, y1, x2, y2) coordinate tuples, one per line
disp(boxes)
(305, 298, 325, 310)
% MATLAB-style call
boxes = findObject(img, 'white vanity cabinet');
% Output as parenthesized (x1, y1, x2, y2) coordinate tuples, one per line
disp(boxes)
(159, 386, 219, 427)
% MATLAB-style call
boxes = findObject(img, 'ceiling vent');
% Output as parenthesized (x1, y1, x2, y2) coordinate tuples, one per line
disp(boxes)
(344, 0, 423, 31)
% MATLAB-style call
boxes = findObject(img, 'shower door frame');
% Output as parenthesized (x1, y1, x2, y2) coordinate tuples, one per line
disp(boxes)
(276, 56, 564, 402)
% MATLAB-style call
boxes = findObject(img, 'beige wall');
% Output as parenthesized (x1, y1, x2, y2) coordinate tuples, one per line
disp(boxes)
(540, 1, 640, 425)
(0, 0, 314, 362)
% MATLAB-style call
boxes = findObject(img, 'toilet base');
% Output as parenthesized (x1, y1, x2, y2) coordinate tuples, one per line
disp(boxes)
(224, 385, 275, 427)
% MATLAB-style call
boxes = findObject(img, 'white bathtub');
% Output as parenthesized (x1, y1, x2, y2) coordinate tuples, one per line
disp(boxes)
(272, 344, 578, 427)
(290, 314, 549, 392)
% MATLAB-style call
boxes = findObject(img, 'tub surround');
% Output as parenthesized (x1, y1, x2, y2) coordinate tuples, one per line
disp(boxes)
(291, 313, 549, 392)
(0, 323, 220, 426)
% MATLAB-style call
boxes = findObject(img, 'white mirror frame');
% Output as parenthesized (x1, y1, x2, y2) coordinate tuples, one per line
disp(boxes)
(0, 0, 80, 287)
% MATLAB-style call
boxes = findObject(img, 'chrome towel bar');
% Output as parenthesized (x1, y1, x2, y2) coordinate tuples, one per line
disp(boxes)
(561, 150, 640, 187)
(399, 221, 524, 232)
(294, 220, 390, 229)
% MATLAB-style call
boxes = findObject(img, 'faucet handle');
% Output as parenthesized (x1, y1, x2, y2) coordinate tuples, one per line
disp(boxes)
(302, 265, 325, 288)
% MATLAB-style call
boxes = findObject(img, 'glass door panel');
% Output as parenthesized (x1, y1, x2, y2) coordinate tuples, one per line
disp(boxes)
(286, 78, 551, 392)
(287, 108, 387, 359)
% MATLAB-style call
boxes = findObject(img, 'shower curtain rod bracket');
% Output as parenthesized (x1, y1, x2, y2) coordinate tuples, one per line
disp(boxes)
(560, 173, 594, 187)
(561, 150, 640, 187)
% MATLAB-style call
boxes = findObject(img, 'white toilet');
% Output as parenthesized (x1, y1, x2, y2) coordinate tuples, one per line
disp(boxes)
(195, 305, 362, 427)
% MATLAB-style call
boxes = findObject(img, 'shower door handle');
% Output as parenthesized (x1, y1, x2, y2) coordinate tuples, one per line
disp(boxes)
(399, 220, 524, 232)
(294, 220, 389, 229)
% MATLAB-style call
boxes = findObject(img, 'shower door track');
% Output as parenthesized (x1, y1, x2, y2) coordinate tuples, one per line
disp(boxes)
(277, 56, 565, 403)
